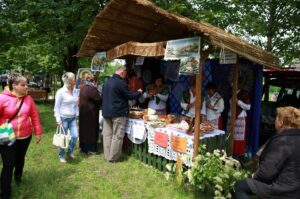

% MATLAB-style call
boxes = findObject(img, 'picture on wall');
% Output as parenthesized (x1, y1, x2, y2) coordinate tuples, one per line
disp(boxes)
(91, 52, 106, 72)
(164, 37, 201, 75)
(164, 37, 200, 60)
(75, 68, 93, 88)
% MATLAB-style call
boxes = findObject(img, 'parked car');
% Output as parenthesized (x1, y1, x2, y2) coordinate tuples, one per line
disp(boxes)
(260, 68, 300, 146)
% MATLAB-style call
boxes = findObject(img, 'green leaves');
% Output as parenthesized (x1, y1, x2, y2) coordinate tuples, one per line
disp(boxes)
(0, 0, 107, 73)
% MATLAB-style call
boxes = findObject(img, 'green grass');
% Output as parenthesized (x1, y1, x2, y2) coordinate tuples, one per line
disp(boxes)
(2, 102, 198, 199)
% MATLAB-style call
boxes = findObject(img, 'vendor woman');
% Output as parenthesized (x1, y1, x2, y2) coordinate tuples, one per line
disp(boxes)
(142, 75, 169, 115)
(201, 82, 224, 129)
(181, 79, 196, 119)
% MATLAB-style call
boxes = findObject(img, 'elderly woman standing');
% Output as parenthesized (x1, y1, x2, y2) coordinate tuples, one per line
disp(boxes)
(54, 72, 79, 163)
(235, 106, 300, 199)
(0, 73, 43, 199)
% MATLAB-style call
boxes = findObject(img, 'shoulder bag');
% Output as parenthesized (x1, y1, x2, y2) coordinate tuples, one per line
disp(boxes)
(0, 98, 24, 146)
(52, 125, 71, 149)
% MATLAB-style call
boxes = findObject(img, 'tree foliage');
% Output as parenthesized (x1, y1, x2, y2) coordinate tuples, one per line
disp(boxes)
(0, 0, 109, 73)
(0, 0, 298, 74)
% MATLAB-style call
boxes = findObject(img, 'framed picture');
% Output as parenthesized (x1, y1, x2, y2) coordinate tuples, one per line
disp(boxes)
(75, 68, 93, 88)
(164, 37, 200, 60)
(164, 37, 201, 75)
(91, 52, 106, 72)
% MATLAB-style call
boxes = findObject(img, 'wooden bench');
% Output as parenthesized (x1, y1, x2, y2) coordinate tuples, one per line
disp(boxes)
(28, 90, 48, 101)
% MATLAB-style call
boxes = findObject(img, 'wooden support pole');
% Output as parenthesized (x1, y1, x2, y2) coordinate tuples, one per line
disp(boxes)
(229, 61, 239, 155)
(193, 50, 210, 157)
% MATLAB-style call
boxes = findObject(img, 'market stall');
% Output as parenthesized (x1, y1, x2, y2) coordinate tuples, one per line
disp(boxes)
(78, 0, 279, 167)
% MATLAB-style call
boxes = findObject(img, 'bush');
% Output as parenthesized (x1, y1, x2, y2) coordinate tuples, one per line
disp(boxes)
(165, 145, 249, 199)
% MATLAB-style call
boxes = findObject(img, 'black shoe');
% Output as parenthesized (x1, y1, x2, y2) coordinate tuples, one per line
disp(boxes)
(15, 178, 22, 186)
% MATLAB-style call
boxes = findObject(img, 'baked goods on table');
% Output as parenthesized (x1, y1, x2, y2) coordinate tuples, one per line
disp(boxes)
(200, 121, 215, 132)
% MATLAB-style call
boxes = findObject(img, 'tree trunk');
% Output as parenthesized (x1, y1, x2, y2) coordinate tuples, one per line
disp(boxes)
(64, 45, 78, 73)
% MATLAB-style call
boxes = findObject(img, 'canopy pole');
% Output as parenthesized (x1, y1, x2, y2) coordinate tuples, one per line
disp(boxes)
(229, 59, 239, 155)
(193, 49, 210, 157)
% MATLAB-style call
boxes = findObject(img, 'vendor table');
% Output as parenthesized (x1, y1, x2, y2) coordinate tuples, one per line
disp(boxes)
(125, 118, 226, 170)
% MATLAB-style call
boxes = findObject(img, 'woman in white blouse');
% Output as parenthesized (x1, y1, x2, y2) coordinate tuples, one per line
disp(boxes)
(181, 80, 196, 119)
(201, 82, 224, 129)
(142, 76, 169, 115)
(54, 72, 79, 163)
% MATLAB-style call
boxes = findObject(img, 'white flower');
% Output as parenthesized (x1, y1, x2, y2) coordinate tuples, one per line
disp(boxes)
(226, 192, 232, 198)
(225, 160, 235, 167)
(233, 171, 241, 178)
(215, 184, 223, 191)
(224, 173, 230, 179)
(164, 172, 171, 180)
(187, 170, 192, 181)
(214, 190, 222, 196)
(221, 150, 227, 157)
(165, 163, 173, 171)
(213, 176, 223, 184)
(213, 149, 221, 156)
(206, 152, 211, 156)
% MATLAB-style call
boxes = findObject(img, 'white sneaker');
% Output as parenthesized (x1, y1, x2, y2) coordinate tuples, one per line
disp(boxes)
(59, 157, 67, 163)
(68, 154, 76, 159)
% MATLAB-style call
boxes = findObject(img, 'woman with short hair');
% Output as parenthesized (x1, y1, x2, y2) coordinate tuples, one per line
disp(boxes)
(235, 106, 300, 199)
(0, 73, 43, 199)
(54, 72, 79, 163)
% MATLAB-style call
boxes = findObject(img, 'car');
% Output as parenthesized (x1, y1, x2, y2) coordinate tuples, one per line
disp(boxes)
(260, 68, 300, 146)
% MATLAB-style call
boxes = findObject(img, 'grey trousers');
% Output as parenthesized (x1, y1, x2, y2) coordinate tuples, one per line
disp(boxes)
(102, 117, 127, 161)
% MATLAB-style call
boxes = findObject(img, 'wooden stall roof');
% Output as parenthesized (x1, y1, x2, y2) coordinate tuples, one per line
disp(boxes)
(77, 0, 279, 68)
(106, 41, 165, 60)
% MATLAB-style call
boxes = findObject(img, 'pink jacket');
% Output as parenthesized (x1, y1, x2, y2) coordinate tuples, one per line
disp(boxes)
(0, 88, 43, 138)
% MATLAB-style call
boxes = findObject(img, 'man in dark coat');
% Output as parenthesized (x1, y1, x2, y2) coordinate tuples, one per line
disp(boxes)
(102, 66, 142, 162)
(235, 106, 300, 199)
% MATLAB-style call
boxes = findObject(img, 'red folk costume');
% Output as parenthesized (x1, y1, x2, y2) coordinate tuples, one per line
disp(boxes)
(228, 89, 251, 155)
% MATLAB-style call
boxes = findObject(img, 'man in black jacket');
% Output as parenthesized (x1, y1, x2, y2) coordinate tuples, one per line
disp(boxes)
(102, 66, 142, 162)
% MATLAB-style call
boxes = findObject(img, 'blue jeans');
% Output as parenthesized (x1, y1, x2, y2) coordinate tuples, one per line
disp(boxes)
(59, 117, 78, 158)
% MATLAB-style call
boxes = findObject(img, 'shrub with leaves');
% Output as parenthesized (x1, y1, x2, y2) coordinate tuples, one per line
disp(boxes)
(165, 145, 249, 199)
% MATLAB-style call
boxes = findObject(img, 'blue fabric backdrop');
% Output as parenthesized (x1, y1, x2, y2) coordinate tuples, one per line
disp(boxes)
(167, 59, 263, 155)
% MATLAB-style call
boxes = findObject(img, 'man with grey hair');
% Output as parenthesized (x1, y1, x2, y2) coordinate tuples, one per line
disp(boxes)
(102, 66, 142, 162)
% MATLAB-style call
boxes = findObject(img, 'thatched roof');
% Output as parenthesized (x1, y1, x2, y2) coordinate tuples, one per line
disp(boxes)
(78, 0, 279, 68)
(106, 41, 165, 60)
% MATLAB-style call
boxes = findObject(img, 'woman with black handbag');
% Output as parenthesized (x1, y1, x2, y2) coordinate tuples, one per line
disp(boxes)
(0, 73, 43, 199)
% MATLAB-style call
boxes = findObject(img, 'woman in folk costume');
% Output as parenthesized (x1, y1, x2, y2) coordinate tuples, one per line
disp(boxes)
(228, 80, 251, 155)
(201, 82, 224, 129)
(181, 78, 196, 119)
(142, 75, 169, 115)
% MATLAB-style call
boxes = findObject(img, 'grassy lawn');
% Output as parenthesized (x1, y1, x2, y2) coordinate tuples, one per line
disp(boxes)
(2, 102, 198, 199)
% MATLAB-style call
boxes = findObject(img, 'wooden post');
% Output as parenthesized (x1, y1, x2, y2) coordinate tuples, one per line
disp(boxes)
(193, 50, 210, 157)
(229, 61, 239, 155)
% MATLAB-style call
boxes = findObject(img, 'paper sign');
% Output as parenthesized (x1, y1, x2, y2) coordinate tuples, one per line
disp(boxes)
(171, 136, 187, 153)
(154, 132, 169, 148)
(135, 57, 145, 65)
(132, 125, 145, 140)
(219, 49, 237, 64)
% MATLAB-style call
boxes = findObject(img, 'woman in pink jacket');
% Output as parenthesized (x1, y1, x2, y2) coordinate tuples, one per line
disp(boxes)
(0, 73, 43, 199)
